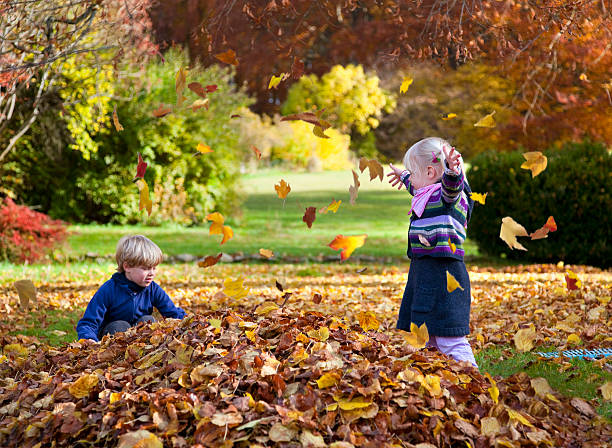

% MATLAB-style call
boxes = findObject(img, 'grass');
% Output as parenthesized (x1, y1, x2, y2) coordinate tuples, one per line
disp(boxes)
(65, 169, 481, 260)
(477, 345, 612, 421)
(8, 308, 84, 347)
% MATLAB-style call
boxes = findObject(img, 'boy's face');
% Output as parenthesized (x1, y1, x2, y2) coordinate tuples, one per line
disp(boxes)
(124, 263, 157, 287)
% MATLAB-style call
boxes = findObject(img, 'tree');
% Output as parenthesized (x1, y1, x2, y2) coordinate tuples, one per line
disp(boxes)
(0, 0, 157, 161)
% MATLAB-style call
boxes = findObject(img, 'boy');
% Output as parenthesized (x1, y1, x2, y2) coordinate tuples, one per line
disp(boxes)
(76, 235, 186, 342)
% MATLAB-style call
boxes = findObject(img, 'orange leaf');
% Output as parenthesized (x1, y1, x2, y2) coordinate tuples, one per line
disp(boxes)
(112, 104, 123, 131)
(328, 234, 367, 261)
(220, 225, 233, 245)
(275, 179, 291, 199)
(198, 254, 222, 268)
(152, 104, 172, 118)
(251, 145, 262, 159)
(358, 158, 384, 182)
(206, 212, 234, 244)
(195, 143, 213, 154)
(302, 206, 316, 228)
(259, 248, 274, 258)
(357, 311, 379, 331)
(544, 216, 557, 232)
(521, 151, 548, 177)
(215, 49, 239, 66)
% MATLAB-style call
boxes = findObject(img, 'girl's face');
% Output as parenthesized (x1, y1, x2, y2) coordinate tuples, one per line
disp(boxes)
(408, 166, 439, 190)
(124, 264, 157, 287)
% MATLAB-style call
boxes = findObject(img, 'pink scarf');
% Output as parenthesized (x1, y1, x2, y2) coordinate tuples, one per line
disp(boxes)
(409, 183, 441, 217)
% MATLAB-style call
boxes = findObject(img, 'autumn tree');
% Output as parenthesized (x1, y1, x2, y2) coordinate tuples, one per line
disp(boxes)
(0, 0, 157, 162)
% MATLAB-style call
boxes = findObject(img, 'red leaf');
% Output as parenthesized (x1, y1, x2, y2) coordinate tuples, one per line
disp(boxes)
(133, 152, 147, 181)
(302, 207, 316, 228)
(188, 82, 207, 98)
(206, 84, 218, 93)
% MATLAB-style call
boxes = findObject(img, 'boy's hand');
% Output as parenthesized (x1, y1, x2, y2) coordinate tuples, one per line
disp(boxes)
(78, 338, 99, 345)
(387, 163, 405, 190)
(442, 145, 462, 174)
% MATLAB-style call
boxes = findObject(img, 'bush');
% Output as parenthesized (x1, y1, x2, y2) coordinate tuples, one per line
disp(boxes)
(0, 198, 68, 263)
(468, 141, 611, 267)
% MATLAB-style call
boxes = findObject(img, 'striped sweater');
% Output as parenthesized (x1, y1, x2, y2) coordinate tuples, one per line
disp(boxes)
(401, 167, 473, 260)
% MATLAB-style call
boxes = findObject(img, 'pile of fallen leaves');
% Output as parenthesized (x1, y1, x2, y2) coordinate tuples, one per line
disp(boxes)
(1, 303, 610, 447)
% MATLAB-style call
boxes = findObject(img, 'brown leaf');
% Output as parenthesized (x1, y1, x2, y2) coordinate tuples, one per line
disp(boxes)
(215, 49, 239, 66)
(198, 254, 222, 268)
(188, 81, 207, 98)
(303, 206, 317, 228)
(152, 104, 172, 118)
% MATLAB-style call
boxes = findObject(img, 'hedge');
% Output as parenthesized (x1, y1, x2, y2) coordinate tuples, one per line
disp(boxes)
(467, 141, 611, 267)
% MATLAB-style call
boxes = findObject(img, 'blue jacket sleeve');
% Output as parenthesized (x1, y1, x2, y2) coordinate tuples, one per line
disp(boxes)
(151, 283, 186, 319)
(76, 287, 109, 342)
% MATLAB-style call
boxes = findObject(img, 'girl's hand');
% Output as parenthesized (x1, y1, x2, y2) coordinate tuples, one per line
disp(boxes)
(387, 163, 405, 190)
(442, 145, 461, 174)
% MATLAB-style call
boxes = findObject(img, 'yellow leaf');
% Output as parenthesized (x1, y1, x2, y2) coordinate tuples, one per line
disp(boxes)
(255, 301, 279, 315)
(268, 73, 289, 89)
(599, 382, 612, 401)
(206, 212, 233, 244)
(422, 374, 442, 397)
(357, 311, 379, 331)
(138, 179, 153, 216)
(3, 343, 29, 357)
(110, 392, 122, 404)
(209, 318, 222, 329)
(245, 330, 256, 342)
(441, 112, 457, 120)
(448, 238, 456, 253)
(275, 179, 291, 199)
(69, 373, 99, 398)
(331, 396, 372, 410)
(506, 408, 534, 427)
(307, 326, 330, 342)
(500, 216, 528, 251)
(196, 143, 213, 154)
(469, 192, 487, 205)
(446, 270, 465, 293)
(259, 248, 274, 258)
(118, 430, 163, 448)
(567, 333, 581, 345)
(13, 279, 36, 309)
(399, 77, 413, 94)
(579, 72, 588, 81)
(316, 372, 341, 389)
(520, 151, 548, 177)
(473, 110, 496, 127)
(328, 234, 367, 261)
(327, 199, 341, 213)
(223, 277, 249, 300)
(513, 325, 536, 352)
(175, 67, 188, 107)
(403, 322, 429, 349)
(313, 125, 330, 139)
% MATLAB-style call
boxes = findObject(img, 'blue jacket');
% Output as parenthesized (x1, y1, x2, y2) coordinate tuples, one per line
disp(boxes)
(76, 272, 186, 341)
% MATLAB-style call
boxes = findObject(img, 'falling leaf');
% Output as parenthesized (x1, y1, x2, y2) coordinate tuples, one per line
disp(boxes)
(189, 98, 209, 111)
(441, 113, 457, 120)
(206, 212, 234, 245)
(565, 270, 582, 290)
(133, 152, 147, 182)
(500, 216, 528, 250)
(195, 143, 213, 155)
(275, 280, 284, 292)
(328, 234, 367, 261)
(349, 170, 360, 205)
(319, 198, 341, 214)
(198, 254, 222, 268)
(175, 67, 188, 106)
(446, 271, 464, 292)
(357, 311, 380, 331)
(275, 179, 291, 199)
(530, 216, 557, 240)
(469, 192, 487, 205)
(514, 325, 536, 352)
(259, 248, 274, 259)
(138, 179, 153, 216)
(268, 73, 289, 89)
(579, 73, 588, 82)
(187, 82, 207, 98)
(251, 145, 262, 159)
(403, 322, 429, 349)
(399, 76, 413, 94)
(13, 279, 36, 309)
(223, 277, 249, 300)
(230, 114, 241, 119)
(112, 104, 123, 131)
(313, 125, 330, 139)
(206, 84, 217, 93)
(473, 111, 496, 128)
(316, 372, 341, 389)
(215, 49, 239, 66)
(356, 267, 367, 274)
(69, 373, 98, 398)
(152, 104, 172, 118)
(358, 158, 384, 181)
(521, 151, 548, 177)
(291, 57, 304, 79)
(302, 206, 317, 228)
(448, 238, 456, 253)
(118, 430, 163, 448)
(599, 382, 612, 401)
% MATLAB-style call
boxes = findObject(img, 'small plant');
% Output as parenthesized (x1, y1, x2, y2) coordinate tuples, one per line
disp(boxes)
(0, 198, 68, 263)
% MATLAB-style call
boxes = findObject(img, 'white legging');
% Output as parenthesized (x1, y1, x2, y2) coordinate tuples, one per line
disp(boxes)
(427, 335, 478, 368)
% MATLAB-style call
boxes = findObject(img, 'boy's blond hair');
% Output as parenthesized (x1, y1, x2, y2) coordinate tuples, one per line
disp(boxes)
(115, 235, 163, 272)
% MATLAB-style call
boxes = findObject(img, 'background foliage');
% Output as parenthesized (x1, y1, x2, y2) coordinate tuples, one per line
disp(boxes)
(468, 141, 611, 267)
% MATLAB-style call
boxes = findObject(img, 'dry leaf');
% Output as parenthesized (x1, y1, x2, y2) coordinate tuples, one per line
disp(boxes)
(175, 67, 187, 107)
(565, 270, 582, 291)
(357, 311, 380, 331)
(469, 192, 487, 205)
(291, 57, 304, 79)
(138, 179, 153, 216)
(400, 77, 413, 94)
(251, 145, 262, 159)
(521, 151, 548, 177)
(446, 270, 464, 292)
(187, 81, 207, 98)
(195, 143, 213, 155)
(133, 152, 147, 182)
(189, 98, 209, 111)
(319, 199, 341, 214)
(473, 111, 496, 128)
(259, 248, 274, 259)
(514, 325, 536, 352)
(599, 382, 612, 401)
(268, 73, 289, 89)
(441, 112, 457, 120)
(118, 430, 163, 448)
(275, 179, 291, 199)
(500, 216, 528, 250)
(206, 212, 233, 244)
(198, 254, 222, 268)
(69, 373, 98, 398)
(358, 158, 384, 181)
(13, 279, 36, 309)
(328, 234, 367, 261)
(223, 277, 249, 300)
(152, 104, 172, 118)
(112, 104, 123, 131)
(349, 170, 360, 205)
(215, 49, 239, 66)
(403, 322, 429, 349)
(302, 206, 316, 228)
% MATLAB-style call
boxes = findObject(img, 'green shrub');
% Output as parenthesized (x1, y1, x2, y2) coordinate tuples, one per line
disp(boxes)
(468, 141, 611, 267)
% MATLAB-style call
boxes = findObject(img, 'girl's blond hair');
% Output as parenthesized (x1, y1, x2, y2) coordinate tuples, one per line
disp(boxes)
(115, 235, 163, 272)
(402, 137, 467, 181)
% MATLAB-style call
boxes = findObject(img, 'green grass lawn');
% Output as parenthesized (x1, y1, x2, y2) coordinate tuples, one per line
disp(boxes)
(65, 169, 480, 260)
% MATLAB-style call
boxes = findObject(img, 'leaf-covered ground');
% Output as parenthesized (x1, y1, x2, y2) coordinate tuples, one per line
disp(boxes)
(0, 262, 610, 446)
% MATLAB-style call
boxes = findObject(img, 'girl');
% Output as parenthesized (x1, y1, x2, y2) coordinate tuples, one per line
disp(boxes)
(387, 137, 477, 368)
